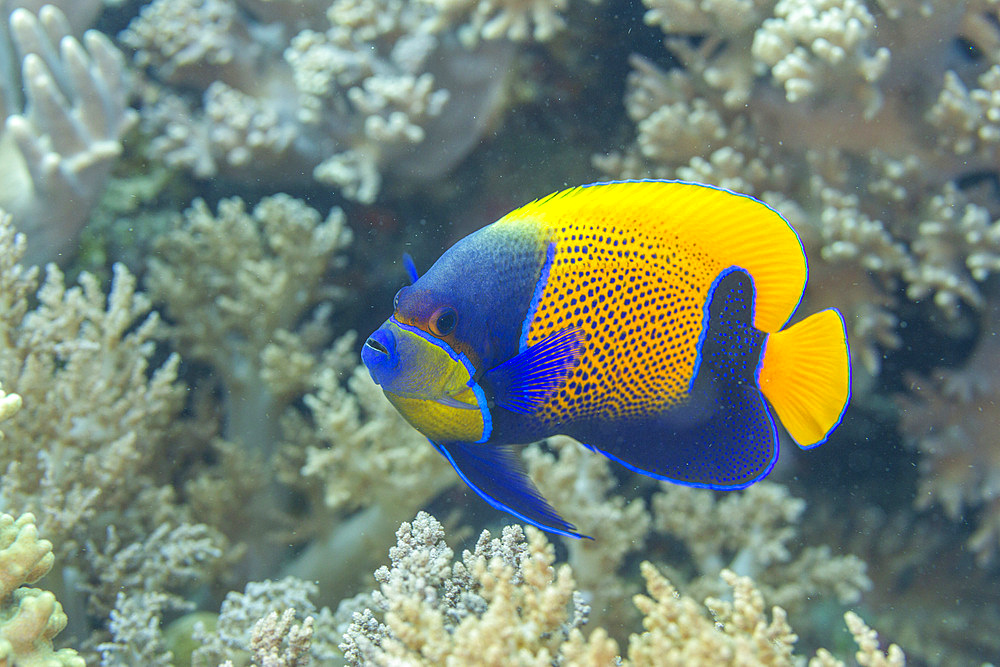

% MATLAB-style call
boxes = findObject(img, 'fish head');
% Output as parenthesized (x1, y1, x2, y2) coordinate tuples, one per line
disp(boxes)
(362, 284, 491, 443)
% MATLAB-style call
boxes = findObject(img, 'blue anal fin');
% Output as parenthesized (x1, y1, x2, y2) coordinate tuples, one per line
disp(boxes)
(578, 267, 777, 490)
(483, 327, 582, 415)
(432, 440, 590, 539)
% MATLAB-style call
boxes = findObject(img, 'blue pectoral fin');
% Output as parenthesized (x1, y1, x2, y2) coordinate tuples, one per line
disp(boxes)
(433, 440, 590, 539)
(484, 327, 583, 415)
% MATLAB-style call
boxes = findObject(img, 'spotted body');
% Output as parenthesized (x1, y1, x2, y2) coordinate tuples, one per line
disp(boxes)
(362, 181, 850, 538)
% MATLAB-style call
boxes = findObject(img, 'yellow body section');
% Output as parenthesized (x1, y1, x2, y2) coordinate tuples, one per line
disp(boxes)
(385, 386, 484, 443)
(380, 320, 488, 443)
(493, 181, 808, 424)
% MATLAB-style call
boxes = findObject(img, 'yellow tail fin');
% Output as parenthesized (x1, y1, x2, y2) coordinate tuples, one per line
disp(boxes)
(757, 309, 850, 448)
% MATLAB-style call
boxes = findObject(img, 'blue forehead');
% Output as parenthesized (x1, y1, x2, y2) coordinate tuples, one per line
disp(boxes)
(397, 223, 548, 369)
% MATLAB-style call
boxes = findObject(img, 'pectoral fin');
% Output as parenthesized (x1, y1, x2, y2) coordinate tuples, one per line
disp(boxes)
(484, 327, 583, 414)
(432, 440, 589, 539)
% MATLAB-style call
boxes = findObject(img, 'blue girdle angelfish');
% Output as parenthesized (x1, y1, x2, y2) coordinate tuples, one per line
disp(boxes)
(361, 180, 851, 538)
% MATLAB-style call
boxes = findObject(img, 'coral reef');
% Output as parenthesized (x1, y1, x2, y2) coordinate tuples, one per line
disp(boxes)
(278, 363, 455, 601)
(898, 296, 1000, 565)
(0, 0, 996, 663)
(525, 437, 870, 648)
(0, 4, 136, 265)
(649, 482, 870, 612)
(0, 512, 84, 666)
(341, 511, 903, 666)
(146, 194, 352, 457)
(0, 210, 185, 557)
(121, 0, 525, 202)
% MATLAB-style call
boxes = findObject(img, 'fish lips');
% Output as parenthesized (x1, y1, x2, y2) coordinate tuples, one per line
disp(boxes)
(362, 325, 399, 386)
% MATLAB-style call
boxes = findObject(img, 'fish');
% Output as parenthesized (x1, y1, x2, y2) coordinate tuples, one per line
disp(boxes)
(361, 180, 850, 539)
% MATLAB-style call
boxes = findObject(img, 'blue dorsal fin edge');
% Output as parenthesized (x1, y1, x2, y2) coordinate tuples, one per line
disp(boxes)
(403, 253, 419, 283)
(484, 327, 583, 415)
(433, 440, 590, 539)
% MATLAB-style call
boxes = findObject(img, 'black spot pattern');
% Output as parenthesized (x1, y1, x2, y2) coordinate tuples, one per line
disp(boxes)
(526, 216, 723, 425)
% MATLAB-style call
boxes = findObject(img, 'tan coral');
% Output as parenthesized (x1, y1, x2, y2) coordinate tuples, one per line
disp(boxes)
(524, 436, 650, 631)
(345, 513, 903, 666)
(0, 382, 21, 439)
(650, 483, 870, 614)
(127, 0, 515, 202)
(898, 298, 1000, 564)
(0, 512, 84, 667)
(0, 212, 185, 555)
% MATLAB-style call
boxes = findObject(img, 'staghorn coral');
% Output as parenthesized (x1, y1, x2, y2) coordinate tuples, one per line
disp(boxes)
(121, 0, 518, 202)
(0, 4, 136, 265)
(342, 511, 903, 666)
(0, 512, 84, 666)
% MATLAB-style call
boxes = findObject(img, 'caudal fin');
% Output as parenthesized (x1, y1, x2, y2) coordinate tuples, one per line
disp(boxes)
(757, 309, 850, 448)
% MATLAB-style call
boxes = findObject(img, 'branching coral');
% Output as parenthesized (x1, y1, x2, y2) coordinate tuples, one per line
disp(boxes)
(0, 383, 19, 439)
(523, 436, 650, 630)
(0, 4, 136, 265)
(146, 194, 352, 457)
(650, 482, 871, 613)
(144, 192, 454, 596)
(426, 0, 574, 46)
(278, 363, 454, 602)
(0, 512, 84, 666)
(190, 577, 341, 666)
(121, 0, 519, 202)
(340, 511, 590, 664)
(898, 297, 1000, 565)
(522, 436, 869, 633)
(0, 210, 185, 558)
(342, 511, 903, 666)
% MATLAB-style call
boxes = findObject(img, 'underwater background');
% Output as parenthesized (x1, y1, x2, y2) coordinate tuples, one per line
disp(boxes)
(0, 0, 998, 664)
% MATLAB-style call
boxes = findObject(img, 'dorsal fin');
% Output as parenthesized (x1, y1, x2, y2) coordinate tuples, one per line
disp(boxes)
(497, 180, 807, 333)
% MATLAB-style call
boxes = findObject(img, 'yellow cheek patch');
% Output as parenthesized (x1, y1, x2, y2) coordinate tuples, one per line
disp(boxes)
(383, 319, 493, 443)
(385, 391, 486, 443)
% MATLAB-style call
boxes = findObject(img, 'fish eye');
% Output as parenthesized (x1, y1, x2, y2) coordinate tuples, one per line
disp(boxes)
(429, 306, 457, 337)
(393, 288, 404, 311)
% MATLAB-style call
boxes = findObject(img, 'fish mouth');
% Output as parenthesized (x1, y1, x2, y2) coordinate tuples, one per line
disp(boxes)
(364, 336, 389, 356)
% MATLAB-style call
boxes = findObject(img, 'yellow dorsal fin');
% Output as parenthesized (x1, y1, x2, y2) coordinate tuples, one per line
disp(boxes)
(500, 180, 807, 333)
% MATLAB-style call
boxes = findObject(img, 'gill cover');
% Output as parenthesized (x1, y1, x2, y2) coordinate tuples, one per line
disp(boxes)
(363, 318, 492, 443)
